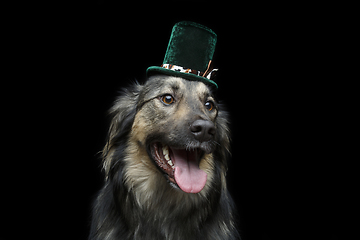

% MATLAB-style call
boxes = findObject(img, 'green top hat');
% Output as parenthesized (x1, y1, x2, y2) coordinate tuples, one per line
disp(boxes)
(146, 21, 218, 89)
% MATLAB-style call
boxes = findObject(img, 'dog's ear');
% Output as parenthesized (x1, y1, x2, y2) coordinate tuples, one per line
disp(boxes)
(102, 82, 143, 177)
(215, 104, 231, 166)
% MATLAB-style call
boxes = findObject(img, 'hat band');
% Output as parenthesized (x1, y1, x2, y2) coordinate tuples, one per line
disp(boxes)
(161, 63, 218, 80)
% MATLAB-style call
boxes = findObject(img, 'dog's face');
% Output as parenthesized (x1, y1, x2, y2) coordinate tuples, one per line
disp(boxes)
(133, 76, 219, 193)
(104, 75, 230, 196)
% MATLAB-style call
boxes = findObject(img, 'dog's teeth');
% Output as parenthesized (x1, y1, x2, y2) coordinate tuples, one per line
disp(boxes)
(168, 160, 175, 169)
(162, 145, 169, 155)
(162, 145, 170, 160)
(162, 145, 174, 168)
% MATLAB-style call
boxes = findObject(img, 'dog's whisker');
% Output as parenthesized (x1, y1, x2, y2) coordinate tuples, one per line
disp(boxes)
(213, 140, 221, 146)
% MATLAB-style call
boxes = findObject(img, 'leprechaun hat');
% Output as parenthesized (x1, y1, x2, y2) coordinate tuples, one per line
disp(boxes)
(146, 21, 218, 89)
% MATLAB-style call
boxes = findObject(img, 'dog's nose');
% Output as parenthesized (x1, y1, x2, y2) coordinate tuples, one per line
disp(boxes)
(190, 120, 215, 142)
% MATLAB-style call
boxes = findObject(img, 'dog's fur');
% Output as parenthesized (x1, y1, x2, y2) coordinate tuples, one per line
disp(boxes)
(89, 75, 240, 240)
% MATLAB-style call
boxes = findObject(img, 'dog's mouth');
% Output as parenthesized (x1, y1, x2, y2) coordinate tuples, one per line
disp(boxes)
(150, 142, 207, 194)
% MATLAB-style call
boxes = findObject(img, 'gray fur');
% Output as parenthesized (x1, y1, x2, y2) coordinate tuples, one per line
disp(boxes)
(89, 76, 240, 240)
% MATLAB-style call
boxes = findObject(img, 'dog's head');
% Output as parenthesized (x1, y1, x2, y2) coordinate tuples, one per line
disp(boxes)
(103, 75, 230, 196)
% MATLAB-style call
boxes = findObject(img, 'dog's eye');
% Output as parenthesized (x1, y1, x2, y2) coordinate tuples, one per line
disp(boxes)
(205, 101, 214, 111)
(160, 94, 175, 105)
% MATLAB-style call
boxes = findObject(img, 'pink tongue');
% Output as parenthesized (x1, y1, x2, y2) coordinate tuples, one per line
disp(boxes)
(171, 148, 207, 193)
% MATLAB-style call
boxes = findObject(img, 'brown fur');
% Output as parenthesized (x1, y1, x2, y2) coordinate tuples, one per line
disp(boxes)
(89, 75, 240, 240)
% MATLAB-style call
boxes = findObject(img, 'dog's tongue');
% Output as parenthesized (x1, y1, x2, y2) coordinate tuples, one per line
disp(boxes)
(171, 148, 207, 193)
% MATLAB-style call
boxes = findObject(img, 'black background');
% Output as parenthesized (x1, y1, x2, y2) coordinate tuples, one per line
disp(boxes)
(5, 1, 348, 240)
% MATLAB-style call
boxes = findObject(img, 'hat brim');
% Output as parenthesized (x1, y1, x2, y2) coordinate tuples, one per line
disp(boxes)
(146, 66, 218, 89)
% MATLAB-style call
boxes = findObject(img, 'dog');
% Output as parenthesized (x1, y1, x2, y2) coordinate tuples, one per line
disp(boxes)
(89, 75, 240, 240)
